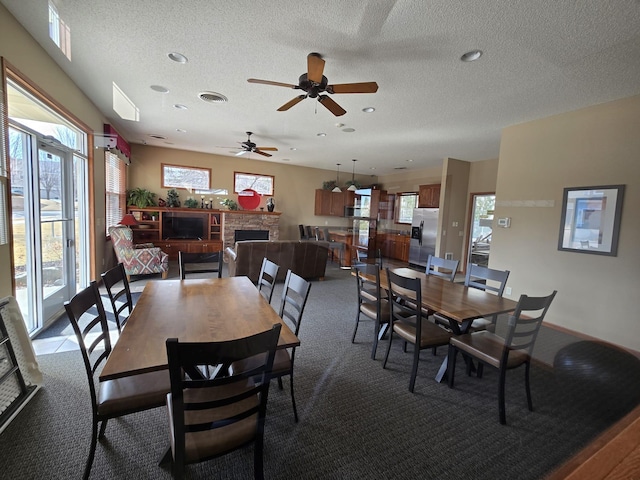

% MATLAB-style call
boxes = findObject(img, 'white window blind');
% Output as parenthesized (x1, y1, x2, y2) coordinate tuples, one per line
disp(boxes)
(0, 182, 7, 245)
(105, 151, 126, 235)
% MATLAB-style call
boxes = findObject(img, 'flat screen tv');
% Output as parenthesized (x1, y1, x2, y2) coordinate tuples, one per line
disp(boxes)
(163, 215, 206, 240)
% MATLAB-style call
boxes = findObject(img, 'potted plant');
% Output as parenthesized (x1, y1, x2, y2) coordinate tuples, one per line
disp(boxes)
(322, 180, 337, 191)
(166, 188, 180, 207)
(127, 188, 157, 207)
(220, 198, 239, 210)
(183, 197, 199, 208)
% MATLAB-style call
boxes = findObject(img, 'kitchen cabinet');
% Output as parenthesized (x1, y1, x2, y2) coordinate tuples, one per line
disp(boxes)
(418, 184, 441, 208)
(376, 233, 410, 262)
(314, 189, 355, 217)
(378, 192, 395, 220)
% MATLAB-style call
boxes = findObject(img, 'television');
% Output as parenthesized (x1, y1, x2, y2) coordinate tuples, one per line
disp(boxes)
(162, 214, 206, 240)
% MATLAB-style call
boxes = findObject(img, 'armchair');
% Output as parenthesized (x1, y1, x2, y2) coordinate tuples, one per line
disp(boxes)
(108, 226, 169, 280)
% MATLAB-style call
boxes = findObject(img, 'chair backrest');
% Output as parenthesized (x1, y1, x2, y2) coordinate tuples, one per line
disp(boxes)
(387, 269, 423, 332)
(178, 251, 223, 279)
(322, 227, 331, 242)
(165, 324, 281, 469)
(109, 225, 134, 258)
(464, 263, 510, 296)
(305, 225, 318, 240)
(258, 257, 280, 304)
(64, 281, 112, 413)
(100, 262, 133, 333)
(502, 291, 557, 359)
(278, 270, 311, 338)
(354, 263, 384, 317)
(425, 255, 459, 282)
(298, 224, 308, 240)
(355, 248, 383, 269)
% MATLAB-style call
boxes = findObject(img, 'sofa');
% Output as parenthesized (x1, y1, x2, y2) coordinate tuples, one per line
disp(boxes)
(225, 240, 330, 283)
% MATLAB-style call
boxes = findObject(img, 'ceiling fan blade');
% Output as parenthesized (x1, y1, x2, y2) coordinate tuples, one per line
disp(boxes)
(247, 78, 297, 89)
(255, 147, 278, 151)
(277, 95, 307, 111)
(328, 82, 379, 94)
(318, 95, 346, 117)
(235, 150, 248, 156)
(254, 149, 273, 157)
(307, 53, 325, 84)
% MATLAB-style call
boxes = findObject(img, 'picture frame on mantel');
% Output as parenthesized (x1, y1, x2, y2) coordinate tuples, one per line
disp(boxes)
(558, 184, 625, 256)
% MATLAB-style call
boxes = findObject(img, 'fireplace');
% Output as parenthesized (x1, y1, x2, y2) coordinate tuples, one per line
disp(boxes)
(234, 229, 269, 242)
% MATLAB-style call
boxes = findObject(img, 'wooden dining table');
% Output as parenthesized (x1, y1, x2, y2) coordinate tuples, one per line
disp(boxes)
(377, 267, 519, 382)
(99, 276, 300, 381)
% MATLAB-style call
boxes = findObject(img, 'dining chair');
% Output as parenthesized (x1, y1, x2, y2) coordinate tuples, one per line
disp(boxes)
(323, 227, 345, 266)
(257, 257, 280, 304)
(354, 248, 383, 269)
(178, 250, 223, 279)
(434, 263, 510, 333)
(298, 224, 308, 240)
(64, 281, 170, 480)
(352, 263, 390, 360)
(383, 269, 453, 392)
(425, 254, 459, 282)
(447, 290, 557, 424)
(100, 262, 134, 333)
(165, 324, 281, 480)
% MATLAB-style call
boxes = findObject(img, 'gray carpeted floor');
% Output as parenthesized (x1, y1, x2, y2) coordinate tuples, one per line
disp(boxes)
(3, 264, 635, 479)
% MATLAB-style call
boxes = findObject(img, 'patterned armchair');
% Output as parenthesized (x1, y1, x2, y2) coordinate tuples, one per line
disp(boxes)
(108, 226, 169, 280)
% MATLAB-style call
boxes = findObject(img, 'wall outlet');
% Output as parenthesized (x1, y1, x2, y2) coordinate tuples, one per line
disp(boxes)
(506, 287, 512, 295)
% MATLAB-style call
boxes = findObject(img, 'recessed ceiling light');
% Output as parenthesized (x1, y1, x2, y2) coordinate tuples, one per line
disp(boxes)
(199, 91, 228, 103)
(173, 104, 188, 110)
(406, 159, 413, 162)
(362, 107, 375, 113)
(335, 123, 344, 128)
(342, 128, 356, 133)
(149, 134, 166, 140)
(290, 147, 297, 151)
(317, 133, 326, 137)
(176, 129, 186, 133)
(150, 85, 169, 93)
(461, 50, 482, 62)
(369, 167, 376, 170)
(168, 52, 188, 64)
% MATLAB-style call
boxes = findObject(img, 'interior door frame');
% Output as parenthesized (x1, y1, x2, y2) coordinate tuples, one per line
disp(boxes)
(463, 191, 495, 274)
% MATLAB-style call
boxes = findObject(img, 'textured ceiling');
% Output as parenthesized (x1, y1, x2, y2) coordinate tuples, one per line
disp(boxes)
(3, 0, 640, 175)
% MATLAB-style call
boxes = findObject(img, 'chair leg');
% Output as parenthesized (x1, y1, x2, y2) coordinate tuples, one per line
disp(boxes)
(98, 419, 108, 438)
(447, 344, 458, 388)
(403, 341, 407, 353)
(277, 377, 284, 390)
(477, 362, 484, 378)
(371, 319, 380, 360)
(382, 330, 393, 369)
(498, 366, 508, 425)
(432, 347, 437, 356)
(351, 311, 360, 344)
(84, 418, 99, 480)
(408, 345, 420, 393)
(254, 436, 265, 480)
(289, 374, 298, 423)
(525, 361, 533, 411)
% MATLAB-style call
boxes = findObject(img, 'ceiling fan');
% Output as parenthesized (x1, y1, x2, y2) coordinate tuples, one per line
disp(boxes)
(248, 52, 378, 117)
(231, 132, 278, 157)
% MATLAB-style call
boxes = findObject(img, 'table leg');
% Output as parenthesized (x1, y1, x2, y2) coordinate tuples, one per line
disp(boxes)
(435, 318, 473, 383)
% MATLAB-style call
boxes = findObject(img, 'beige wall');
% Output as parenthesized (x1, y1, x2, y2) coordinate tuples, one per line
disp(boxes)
(1, 5, 108, 297)
(438, 158, 470, 261)
(491, 95, 640, 351)
(128, 145, 355, 240)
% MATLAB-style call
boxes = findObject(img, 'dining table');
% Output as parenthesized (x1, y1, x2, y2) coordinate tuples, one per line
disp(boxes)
(377, 267, 519, 382)
(99, 276, 300, 381)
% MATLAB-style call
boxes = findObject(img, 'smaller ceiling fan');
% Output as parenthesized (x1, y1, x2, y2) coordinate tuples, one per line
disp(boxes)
(228, 132, 278, 157)
(248, 52, 378, 117)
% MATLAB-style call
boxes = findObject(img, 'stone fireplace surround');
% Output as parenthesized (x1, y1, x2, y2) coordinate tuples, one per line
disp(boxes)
(222, 210, 280, 251)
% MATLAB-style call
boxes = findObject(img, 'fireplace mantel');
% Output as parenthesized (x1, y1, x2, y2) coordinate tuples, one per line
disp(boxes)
(222, 211, 280, 250)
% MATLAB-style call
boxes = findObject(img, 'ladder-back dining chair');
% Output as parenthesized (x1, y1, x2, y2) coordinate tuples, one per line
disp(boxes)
(447, 290, 557, 424)
(64, 281, 170, 480)
(178, 251, 223, 279)
(165, 324, 281, 479)
(352, 263, 389, 360)
(257, 257, 280, 304)
(100, 262, 134, 333)
(425, 254, 459, 282)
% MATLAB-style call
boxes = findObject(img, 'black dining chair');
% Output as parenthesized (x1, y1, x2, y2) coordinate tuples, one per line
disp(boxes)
(100, 262, 134, 333)
(447, 291, 557, 424)
(178, 251, 223, 279)
(64, 281, 170, 480)
(257, 257, 280, 304)
(352, 263, 389, 360)
(165, 324, 281, 479)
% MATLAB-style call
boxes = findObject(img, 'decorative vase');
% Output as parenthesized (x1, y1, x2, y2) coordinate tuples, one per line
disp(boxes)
(266, 198, 275, 212)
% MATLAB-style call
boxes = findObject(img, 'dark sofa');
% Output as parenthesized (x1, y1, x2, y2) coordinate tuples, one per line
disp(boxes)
(225, 240, 330, 283)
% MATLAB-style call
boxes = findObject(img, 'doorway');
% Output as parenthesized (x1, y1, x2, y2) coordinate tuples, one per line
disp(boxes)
(7, 79, 89, 335)
(465, 193, 495, 270)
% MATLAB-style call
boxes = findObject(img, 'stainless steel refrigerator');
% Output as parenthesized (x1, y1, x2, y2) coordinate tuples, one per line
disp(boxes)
(409, 208, 439, 268)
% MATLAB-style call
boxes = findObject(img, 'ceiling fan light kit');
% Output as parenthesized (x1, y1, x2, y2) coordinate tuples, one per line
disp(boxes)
(248, 52, 378, 117)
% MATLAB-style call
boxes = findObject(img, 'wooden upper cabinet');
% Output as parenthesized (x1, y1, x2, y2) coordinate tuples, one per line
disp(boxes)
(418, 184, 441, 208)
(314, 189, 355, 217)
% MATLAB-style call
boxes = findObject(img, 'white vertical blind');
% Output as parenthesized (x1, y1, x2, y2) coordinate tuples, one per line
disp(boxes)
(105, 151, 126, 235)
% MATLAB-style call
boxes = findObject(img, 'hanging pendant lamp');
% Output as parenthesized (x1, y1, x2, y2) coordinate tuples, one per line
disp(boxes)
(347, 159, 358, 191)
(332, 163, 342, 192)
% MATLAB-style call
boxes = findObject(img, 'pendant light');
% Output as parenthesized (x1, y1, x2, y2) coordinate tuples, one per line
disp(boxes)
(332, 163, 342, 192)
(347, 159, 358, 191)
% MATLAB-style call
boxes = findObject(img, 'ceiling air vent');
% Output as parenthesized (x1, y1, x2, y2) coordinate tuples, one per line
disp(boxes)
(394, 167, 407, 170)
(199, 92, 228, 103)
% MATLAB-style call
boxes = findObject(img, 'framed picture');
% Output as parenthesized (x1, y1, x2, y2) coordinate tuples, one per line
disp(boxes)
(558, 185, 625, 256)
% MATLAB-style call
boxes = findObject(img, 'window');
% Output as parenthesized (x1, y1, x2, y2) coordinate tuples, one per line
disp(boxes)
(396, 193, 418, 224)
(105, 151, 126, 234)
(234, 172, 274, 195)
(162, 163, 211, 190)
